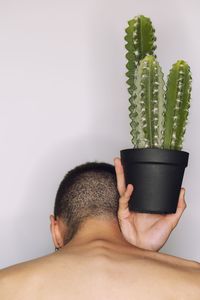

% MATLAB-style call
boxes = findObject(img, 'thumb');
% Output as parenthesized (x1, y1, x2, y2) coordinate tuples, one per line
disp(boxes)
(118, 184, 134, 211)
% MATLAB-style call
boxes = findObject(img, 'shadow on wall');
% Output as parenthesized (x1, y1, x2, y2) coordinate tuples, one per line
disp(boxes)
(2, 134, 124, 268)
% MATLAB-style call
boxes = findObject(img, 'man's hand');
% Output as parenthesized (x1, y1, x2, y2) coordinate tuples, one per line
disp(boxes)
(114, 157, 187, 252)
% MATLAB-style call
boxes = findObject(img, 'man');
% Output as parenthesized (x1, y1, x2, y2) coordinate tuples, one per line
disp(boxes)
(0, 157, 199, 299)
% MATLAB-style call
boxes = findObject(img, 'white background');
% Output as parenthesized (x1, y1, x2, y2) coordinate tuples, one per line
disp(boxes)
(0, 0, 199, 268)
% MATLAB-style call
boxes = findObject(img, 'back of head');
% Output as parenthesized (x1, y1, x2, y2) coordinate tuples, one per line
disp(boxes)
(54, 162, 119, 244)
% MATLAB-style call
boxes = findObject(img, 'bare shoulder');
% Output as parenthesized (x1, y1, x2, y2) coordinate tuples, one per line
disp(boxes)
(153, 249, 200, 270)
(0, 254, 55, 300)
(0, 244, 200, 300)
(146, 249, 200, 291)
(0, 261, 29, 299)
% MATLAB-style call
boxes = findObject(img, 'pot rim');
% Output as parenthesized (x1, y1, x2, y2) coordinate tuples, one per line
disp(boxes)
(120, 147, 189, 166)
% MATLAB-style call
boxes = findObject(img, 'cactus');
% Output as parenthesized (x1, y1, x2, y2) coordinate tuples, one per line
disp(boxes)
(130, 55, 165, 148)
(125, 15, 192, 151)
(125, 15, 157, 96)
(163, 60, 192, 150)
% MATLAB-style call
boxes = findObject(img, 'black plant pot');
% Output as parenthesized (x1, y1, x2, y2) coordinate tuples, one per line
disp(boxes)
(120, 148, 189, 214)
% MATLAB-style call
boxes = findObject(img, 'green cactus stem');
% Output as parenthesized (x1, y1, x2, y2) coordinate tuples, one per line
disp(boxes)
(130, 55, 165, 148)
(125, 15, 157, 96)
(163, 60, 192, 150)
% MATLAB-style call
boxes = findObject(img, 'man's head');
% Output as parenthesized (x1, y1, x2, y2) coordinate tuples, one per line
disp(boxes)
(50, 162, 119, 248)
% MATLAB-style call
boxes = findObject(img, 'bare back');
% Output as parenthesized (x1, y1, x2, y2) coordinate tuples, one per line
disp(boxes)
(1, 240, 200, 300)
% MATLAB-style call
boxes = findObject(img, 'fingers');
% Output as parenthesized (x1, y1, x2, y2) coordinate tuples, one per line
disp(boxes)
(166, 187, 187, 228)
(114, 157, 126, 196)
(118, 184, 134, 211)
(114, 157, 134, 216)
(175, 188, 187, 218)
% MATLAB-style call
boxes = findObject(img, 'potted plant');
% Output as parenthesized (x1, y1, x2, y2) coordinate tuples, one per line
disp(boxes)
(120, 15, 192, 214)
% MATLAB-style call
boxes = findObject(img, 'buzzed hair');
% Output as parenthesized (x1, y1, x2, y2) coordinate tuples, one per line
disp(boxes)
(54, 162, 119, 244)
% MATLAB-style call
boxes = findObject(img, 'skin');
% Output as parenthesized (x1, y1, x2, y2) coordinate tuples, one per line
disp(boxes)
(0, 157, 200, 299)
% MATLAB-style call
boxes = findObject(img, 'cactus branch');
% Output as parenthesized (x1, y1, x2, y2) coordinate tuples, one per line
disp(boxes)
(130, 55, 165, 148)
(125, 15, 157, 96)
(163, 60, 192, 150)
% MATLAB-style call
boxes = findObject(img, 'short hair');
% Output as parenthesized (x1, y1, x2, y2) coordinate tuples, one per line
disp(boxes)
(54, 162, 119, 244)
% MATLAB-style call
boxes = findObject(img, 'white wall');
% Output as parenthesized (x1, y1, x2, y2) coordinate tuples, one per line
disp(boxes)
(0, 0, 199, 268)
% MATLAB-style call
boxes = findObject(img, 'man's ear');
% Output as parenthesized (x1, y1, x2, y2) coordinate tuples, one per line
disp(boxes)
(50, 215, 67, 249)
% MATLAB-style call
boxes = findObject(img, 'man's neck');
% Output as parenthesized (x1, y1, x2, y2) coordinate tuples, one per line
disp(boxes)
(63, 217, 133, 248)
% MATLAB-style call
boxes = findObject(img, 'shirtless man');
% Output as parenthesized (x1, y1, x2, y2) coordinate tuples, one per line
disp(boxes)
(0, 157, 200, 299)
